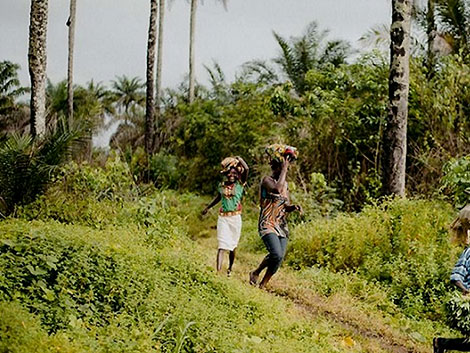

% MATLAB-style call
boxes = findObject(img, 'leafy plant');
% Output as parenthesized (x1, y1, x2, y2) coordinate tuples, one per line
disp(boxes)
(446, 293, 470, 335)
(441, 155, 470, 208)
(0, 121, 81, 216)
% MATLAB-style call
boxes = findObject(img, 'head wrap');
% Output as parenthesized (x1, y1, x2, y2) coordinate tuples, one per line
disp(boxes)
(220, 157, 243, 174)
(265, 144, 298, 163)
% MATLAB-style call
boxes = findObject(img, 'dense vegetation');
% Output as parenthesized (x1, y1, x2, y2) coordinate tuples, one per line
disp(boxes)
(3, 23, 470, 211)
(0, 158, 467, 352)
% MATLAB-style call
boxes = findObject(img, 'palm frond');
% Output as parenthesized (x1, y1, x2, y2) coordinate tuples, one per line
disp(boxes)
(359, 24, 391, 50)
(273, 31, 297, 81)
(238, 60, 279, 85)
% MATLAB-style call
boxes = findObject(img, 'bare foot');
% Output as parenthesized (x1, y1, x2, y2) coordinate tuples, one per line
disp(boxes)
(249, 271, 258, 285)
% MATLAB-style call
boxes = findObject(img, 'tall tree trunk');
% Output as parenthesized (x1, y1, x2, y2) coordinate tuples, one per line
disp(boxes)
(426, 0, 436, 78)
(67, 0, 77, 127)
(383, 0, 412, 197)
(188, 0, 197, 103)
(145, 0, 158, 155)
(28, 0, 49, 138)
(156, 0, 165, 112)
(155, 0, 165, 150)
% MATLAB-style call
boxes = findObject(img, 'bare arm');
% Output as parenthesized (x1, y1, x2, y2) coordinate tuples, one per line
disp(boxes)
(202, 193, 221, 215)
(236, 156, 249, 184)
(262, 158, 289, 194)
(452, 280, 470, 295)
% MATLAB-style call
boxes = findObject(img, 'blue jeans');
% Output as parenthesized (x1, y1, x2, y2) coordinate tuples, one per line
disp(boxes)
(262, 233, 288, 274)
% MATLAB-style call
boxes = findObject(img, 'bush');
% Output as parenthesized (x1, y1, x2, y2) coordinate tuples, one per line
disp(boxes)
(441, 155, 470, 208)
(0, 126, 79, 215)
(0, 223, 138, 332)
(0, 301, 79, 353)
(446, 293, 470, 336)
(287, 198, 457, 318)
(149, 152, 184, 189)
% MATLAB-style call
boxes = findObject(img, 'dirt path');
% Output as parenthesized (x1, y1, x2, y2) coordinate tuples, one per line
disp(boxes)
(195, 236, 430, 353)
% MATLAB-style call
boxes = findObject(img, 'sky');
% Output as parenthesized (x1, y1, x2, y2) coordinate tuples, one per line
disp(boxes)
(1, 0, 391, 90)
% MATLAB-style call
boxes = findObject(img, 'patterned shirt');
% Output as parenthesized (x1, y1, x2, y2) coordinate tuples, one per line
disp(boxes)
(451, 247, 470, 290)
(258, 179, 289, 238)
(218, 181, 244, 214)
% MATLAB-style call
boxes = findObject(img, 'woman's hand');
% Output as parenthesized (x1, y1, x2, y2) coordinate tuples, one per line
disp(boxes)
(282, 155, 291, 168)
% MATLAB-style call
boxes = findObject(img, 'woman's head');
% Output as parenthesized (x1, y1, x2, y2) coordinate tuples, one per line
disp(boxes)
(225, 167, 240, 183)
(269, 158, 283, 175)
(451, 205, 470, 246)
(220, 157, 242, 183)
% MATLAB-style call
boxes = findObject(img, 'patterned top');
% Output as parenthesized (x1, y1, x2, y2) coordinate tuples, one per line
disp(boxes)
(258, 179, 289, 238)
(451, 247, 470, 290)
(218, 181, 244, 215)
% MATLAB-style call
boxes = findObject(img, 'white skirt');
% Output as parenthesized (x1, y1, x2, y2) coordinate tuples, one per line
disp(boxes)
(217, 214, 242, 251)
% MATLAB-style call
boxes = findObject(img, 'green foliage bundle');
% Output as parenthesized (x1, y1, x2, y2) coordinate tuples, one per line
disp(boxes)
(446, 293, 470, 336)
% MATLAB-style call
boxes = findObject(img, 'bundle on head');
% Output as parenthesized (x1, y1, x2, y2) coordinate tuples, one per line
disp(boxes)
(220, 157, 243, 174)
(265, 144, 298, 163)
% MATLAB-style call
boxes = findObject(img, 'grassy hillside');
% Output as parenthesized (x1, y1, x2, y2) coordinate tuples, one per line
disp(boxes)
(0, 162, 464, 352)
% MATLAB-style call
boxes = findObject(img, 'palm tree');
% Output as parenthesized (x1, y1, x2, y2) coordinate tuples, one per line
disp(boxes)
(46, 80, 114, 159)
(188, 0, 227, 103)
(363, 0, 470, 62)
(156, 0, 165, 113)
(0, 61, 28, 117)
(28, 0, 49, 138)
(145, 0, 158, 155)
(434, 0, 470, 56)
(382, 0, 412, 196)
(111, 76, 145, 123)
(188, 0, 197, 103)
(242, 22, 351, 94)
(0, 61, 29, 137)
(66, 0, 77, 126)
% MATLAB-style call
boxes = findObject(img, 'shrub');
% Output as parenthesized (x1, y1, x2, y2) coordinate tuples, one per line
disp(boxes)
(287, 198, 457, 318)
(0, 124, 80, 215)
(149, 151, 184, 189)
(0, 224, 137, 332)
(441, 155, 470, 208)
(446, 293, 470, 336)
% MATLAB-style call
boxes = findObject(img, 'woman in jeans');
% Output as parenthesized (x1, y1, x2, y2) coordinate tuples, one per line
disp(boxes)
(249, 144, 302, 289)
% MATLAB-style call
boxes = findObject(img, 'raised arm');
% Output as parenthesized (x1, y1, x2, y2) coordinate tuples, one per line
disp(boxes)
(235, 156, 249, 184)
(262, 158, 289, 194)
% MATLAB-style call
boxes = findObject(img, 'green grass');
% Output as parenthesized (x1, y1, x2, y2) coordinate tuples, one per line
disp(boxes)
(0, 199, 370, 352)
(0, 171, 465, 352)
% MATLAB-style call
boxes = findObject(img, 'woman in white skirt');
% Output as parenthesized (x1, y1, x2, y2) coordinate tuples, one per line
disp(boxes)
(202, 156, 249, 276)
